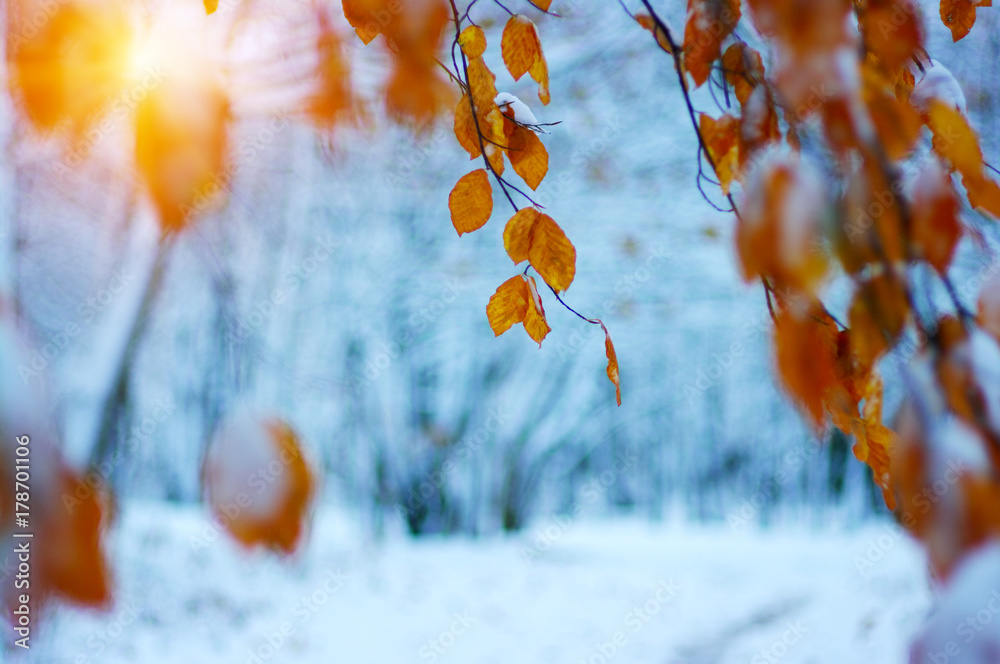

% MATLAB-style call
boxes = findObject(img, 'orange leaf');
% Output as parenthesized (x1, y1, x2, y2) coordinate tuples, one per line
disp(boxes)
(863, 63, 922, 161)
(979, 271, 1000, 345)
(503, 209, 576, 292)
(849, 376, 896, 509)
(927, 99, 983, 181)
(501, 15, 550, 105)
(860, 0, 923, 71)
(307, 5, 353, 128)
(636, 13, 674, 54)
(847, 274, 910, 368)
(466, 56, 498, 116)
(600, 322, 622, 406)
(503, 207, 539, 263)
(529, 54, 550, 106)
(531, 0, 553, 10)
(963, 174, 1000, 220)
(683, 0, 741, 88)
(385, 60, 452, 127)
(528, 215, 576, 292)
(774, 306, 841, 428)
(487, 275, 530, 336)
(911, 159, 962, 275)
(7, 0, 133, 135)
(508, 127, 549, 190)
(721, 43, 764, 105)
(501, 15, 542, 80)
(203, 415, 316, 555)
(342, 0, 386, 44)
(522, 276, 550, 345)
(135, 75, 230, 231)
(458, 25, 487, 58)
(454, 95, 482, 159)
(700, 113, 740, 194)
(940, 0, 978, 41)
(735, 155, 827, 295)
(449, 170, 493, 235)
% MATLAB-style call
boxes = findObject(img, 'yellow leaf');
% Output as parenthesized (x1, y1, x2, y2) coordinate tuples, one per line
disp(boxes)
(522, 276, 550, 345)
(135, 75, 230, 231)
(508, 127, 549, 190)
(449, 170, 493, 236)
(204, 0, 218, 13)
(927, 99, 983, 181)
(600, 322, 622, 406)
(487, 275, 530, 336)
(7, 0, 133, 135)
(458, 25, 487, 58)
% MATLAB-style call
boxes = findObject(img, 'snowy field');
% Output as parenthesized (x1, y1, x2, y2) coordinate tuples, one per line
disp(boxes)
(18, 503, 931, 664)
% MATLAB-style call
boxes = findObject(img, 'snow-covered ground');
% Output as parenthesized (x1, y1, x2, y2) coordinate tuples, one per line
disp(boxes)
(19, 503, 931, 664)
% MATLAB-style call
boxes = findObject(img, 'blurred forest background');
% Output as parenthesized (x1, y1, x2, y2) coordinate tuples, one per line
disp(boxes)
(2, 0, 999, 539)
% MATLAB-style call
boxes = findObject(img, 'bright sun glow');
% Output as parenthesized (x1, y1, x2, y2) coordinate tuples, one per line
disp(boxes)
(123, 7, 219, 85)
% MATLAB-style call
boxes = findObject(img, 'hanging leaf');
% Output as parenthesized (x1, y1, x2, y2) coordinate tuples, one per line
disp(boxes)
(859, 0, 923, 72)
(735, 154, 827, 295)
(522, 276, 551, 345)
(7, 0, 133, 135)
(458, 25, 487, 58)
(501, 15, 550, 105)
(849, 376, 896, 509)
(773, 306, 841, 429)
(454, 95, 482, 159)
(721, 43, 765, 106)
(683, 0, 741, 88)
(911, 158, 962, 275)
(979, 272, 1000, 344)
(487, 275, 531, 336)
(940, 0, 979, 42)
(135, 74, 230, 232)
(700, 113, 740, 194)
(503, 209, 576, 292)
(203, 415, 316, 555)
(507, 127, 549, 190)
(635, 13, 674, 54)
(449, 170, 494, 235)
(927, 98, 983, 180)
(847, 273, 910, 369)
(342, 0, 386, 45)
(600, 322, 622, 406)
